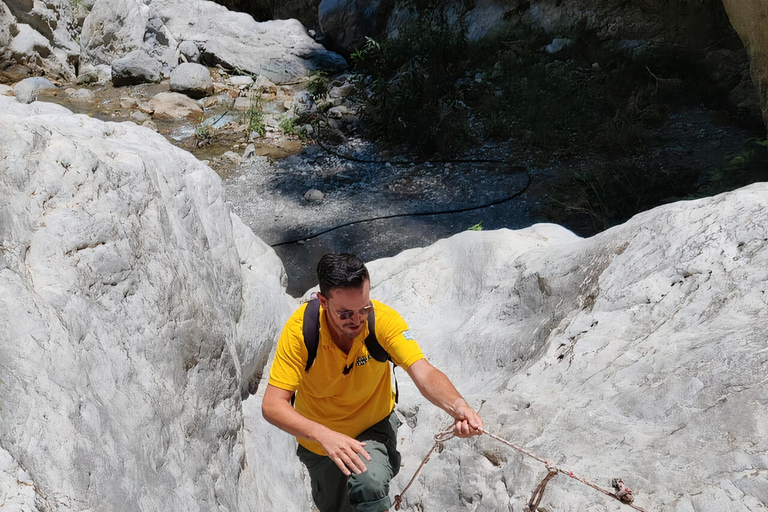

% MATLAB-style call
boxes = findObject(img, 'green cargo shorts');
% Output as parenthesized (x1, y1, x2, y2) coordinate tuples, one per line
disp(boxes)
(297, 412, 402, 512)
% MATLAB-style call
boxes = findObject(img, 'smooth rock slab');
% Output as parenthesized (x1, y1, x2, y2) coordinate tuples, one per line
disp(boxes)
(170, 62, 214, 99)
(148, 91, 204, 120)
(358, 186, 768, 512)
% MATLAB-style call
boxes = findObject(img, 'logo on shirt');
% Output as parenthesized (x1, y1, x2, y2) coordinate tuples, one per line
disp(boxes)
(402, 330, 415, 340)
(356, 355, 370, 366)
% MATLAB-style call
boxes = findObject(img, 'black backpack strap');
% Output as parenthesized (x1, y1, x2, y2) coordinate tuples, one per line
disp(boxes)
(364, 310, 388, 363)
(302, 298, 321, 372)
(363, 311, 399, 402)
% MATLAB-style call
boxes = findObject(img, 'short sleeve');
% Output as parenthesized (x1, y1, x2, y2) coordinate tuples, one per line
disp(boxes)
(374, 301, 425, 370)
(268, 308, 308, 392)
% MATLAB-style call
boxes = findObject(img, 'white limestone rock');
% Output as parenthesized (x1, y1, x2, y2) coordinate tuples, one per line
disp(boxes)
(111, 49, 163, 86)
(170, 62, 214, 99)
(81, 0, 347, 85)
(81, 0, 177, 75)
(147, 91, 204, 121)
(178, 40, 201, 63)
(13, 76, 56, 103)
(0, 0, 79, 80)
(0, 95, 297, 512)
(357, 186, 768, 511)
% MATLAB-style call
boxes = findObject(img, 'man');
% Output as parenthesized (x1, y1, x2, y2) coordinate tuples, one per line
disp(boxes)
(262, 253, 483, 512)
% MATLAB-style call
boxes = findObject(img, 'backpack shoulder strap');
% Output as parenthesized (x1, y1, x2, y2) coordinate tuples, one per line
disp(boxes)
(364, 310, 399, 402)
(364, 310, 389, 363)
(302, 298, 321, 372)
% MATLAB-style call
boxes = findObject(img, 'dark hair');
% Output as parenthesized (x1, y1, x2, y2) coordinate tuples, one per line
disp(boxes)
(317, 253, 370, 297)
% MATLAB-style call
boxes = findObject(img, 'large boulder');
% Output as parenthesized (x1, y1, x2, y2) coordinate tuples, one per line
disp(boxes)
(170, 62, 214, 98)
(80, 0, 346, 84)
(318, 0, 384, 54)
(347, 185, 768, 511)
(721, 0, 768, 131)
(80, 0, 177, 75)
(111, 49, 163, 86)
(0, 95, 298, 511)
(0, 0, 78, 81)
(12, 75, 55, 103)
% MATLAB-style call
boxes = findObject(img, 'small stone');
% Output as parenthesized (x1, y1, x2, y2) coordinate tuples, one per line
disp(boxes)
(308, 29, 316, 38)
(138, 102, 154, 114)
(242, 144, 256, 159)
(327, 106, 347, 119)
(120, 97, 139, 109)
(234, 97, 251, 110)
(222, 151, 241, 163)
(178, 41, 201, 63)
(131, 111, 150, 123)
(228, 76, 254, 88)
(142, 120, 159, 131)
(304, 189, 324, 202)
(545, 38, 573, 54)
(70, 89, 95, 101)
(592, 62, 601, 70)
(328, 84, 356, 99)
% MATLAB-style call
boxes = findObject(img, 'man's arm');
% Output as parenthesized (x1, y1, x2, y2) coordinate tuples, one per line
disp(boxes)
(261, 384, 372, 475)
(405, 358, 483, 437)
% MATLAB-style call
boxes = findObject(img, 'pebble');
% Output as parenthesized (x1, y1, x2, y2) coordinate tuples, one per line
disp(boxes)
(304, 189, 324, 202)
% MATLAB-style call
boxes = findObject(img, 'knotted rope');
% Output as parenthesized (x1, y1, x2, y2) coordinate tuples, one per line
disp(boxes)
(394, 425, 646, 511)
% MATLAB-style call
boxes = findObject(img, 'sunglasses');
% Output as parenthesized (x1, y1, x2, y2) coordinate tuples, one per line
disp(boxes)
(333, 304, 374, 320)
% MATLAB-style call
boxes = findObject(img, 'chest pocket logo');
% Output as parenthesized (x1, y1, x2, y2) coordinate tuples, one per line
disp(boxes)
(355, 355, 370, 367)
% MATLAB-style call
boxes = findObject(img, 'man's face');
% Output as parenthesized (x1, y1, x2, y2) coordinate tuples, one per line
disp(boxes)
(319, 280, 371, 340)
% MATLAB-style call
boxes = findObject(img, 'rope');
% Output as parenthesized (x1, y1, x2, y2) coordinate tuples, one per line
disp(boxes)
(268, 167, 531, 247)
(266, 115, 533, 247)
(394, 426, 647, 512)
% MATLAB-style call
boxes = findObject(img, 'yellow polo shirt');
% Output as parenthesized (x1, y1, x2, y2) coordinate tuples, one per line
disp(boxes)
(268, 299, 424, 455)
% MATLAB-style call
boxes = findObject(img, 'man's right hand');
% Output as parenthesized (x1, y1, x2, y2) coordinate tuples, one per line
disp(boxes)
(318, 429, 371, 476)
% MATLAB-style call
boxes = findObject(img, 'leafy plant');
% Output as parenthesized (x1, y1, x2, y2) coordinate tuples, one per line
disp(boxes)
(467, 222, 483, 231)
(700, 138, 768, 195)
(279, 115, 305, 138)
(350, 37, 381, 66)
(194, 117, 217, 147)
(307, 71, 331, 99)
(246, 95, 266, 138)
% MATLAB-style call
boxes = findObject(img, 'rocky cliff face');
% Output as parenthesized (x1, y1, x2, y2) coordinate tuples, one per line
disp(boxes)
(0, 95, 296, 511)
(359, 185, 768, 511)
(721, 0, 768, 130)
(0, 0, 80, 81)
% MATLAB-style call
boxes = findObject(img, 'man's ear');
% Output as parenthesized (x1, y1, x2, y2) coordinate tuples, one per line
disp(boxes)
(317, 293, 329, 309)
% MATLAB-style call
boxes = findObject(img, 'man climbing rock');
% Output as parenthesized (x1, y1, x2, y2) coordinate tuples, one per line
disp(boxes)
(262, 253, 483, 512)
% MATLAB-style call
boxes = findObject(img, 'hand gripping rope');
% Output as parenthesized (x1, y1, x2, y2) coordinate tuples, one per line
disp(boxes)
(393, 424, 646, 512)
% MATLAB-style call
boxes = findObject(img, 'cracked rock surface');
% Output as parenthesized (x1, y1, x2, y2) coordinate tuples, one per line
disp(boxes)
(0, 95, 298, 511)
(358, 185, 768, 512)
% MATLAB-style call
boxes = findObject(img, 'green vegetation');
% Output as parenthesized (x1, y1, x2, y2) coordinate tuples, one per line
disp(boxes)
(700, 138, 768, 196)
(344, 3, 762, 234)
(279, 115, 304, 138)
(246, 95, 266, 138)
(194, 117, 217, 147)
(467, 222, 484, 231)
(307, 71, 331, 99)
